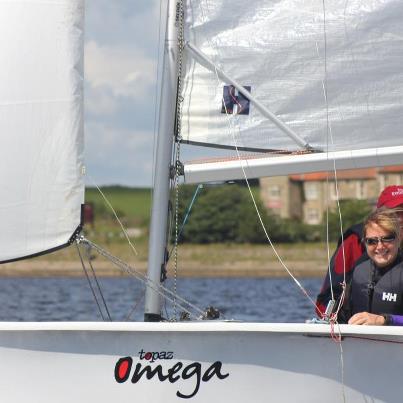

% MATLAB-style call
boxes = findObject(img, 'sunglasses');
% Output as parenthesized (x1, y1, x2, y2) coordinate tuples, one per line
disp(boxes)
(364, 235, 397, 246)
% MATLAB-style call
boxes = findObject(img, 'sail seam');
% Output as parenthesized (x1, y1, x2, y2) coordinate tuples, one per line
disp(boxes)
(0, 97, 81, 107)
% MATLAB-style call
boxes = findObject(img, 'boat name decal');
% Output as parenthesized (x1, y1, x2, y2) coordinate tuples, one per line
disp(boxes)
(114, 352, 229, 399)
(138, 349, 174, 362)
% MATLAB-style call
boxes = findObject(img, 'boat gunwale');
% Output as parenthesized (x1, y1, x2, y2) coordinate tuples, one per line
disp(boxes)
(0, 321, 402, 337)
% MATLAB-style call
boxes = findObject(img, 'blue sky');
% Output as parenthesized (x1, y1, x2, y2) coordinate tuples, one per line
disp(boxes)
(84, 1, 161, 187)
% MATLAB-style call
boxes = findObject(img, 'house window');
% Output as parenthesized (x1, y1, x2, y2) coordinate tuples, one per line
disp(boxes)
(356, 181, 366, 199)
(305, 182, 318, 200)
(268, 185, 281, 198)
(306, 208, 320, 224)
(379, 175, 386, 191)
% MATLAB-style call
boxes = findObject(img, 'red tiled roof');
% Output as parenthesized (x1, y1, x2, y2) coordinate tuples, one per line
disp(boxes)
(378, 165, 403, 173)
(290, 168, 378, 182)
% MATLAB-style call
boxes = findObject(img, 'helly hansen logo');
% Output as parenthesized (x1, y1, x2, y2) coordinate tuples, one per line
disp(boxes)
(382, 292, 397, 302)
(221, 85, 251, 115)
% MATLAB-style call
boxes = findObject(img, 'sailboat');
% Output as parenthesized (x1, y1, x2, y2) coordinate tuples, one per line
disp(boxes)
(1, 0, 403, 402)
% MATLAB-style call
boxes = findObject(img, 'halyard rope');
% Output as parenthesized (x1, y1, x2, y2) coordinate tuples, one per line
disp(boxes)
(194, 8, 347, 401)
(187, 0, 319, 311)
(320, 1, 346, 400)
(211, 69, 318, 310)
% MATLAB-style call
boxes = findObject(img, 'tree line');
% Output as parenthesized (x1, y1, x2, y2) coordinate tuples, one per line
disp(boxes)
(176, 184, 371, 244)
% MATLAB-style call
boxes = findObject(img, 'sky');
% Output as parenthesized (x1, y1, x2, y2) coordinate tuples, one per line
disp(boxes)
(84, 0, 162, 187)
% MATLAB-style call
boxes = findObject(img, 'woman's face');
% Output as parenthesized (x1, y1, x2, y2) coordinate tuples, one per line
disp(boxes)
(365, 222, 399, 268)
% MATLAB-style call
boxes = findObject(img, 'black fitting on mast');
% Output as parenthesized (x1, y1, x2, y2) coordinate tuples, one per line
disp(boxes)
(144, 313, 162, 322)
(160, 247, 169, 282)
(170, 161, 184, 178)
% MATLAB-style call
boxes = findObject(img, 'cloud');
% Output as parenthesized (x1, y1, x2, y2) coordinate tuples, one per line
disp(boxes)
(84, 1, 162, 186)
(85, 0, 161, 52)
(85, 86, 118, 116)
(85, 40, 155, 99)
(84, 121, 155, 187)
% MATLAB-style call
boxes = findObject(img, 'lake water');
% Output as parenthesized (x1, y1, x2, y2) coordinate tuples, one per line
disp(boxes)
(0, 276, 322, 322)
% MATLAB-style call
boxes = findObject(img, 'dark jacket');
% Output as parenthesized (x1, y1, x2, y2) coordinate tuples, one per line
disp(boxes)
(316, 223, 364, 316)
(349, 254, 403, 317)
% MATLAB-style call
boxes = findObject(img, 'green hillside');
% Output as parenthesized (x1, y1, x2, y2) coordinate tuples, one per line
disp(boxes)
(85, 186, 151, 227)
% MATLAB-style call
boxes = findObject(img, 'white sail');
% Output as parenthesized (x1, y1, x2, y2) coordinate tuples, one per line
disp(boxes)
(180, 0, 403, 181)
(0, 1, 85, 262)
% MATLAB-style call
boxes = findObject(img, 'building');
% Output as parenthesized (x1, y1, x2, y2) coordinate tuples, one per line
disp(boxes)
(260, 165, 403, 225)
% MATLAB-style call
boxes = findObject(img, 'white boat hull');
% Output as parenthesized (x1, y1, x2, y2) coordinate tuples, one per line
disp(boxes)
(0, 322, 401, 402)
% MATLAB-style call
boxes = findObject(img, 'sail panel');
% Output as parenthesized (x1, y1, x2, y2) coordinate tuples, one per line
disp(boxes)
(181, 0, 403, 153)
(0, 1, 85, 262)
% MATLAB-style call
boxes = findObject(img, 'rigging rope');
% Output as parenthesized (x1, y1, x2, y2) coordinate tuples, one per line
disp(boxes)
(86, 169, 210, 321)
(320, 1, 346, 401)
(214, 70, 318, 309)
(83, 242, 113, 321)
(317, 53, 347, 322)
(317, 0, 348, 325)
(88, 176, 138, 257)
(76, 236, 207, 320)
(192, 0, 320, 310)
(169, 184, 203, 258)
(76, 243, 112, 321)
(124, 289, 145, 321)
(179, 184, 203, 239)
(191, 0, 350, 341)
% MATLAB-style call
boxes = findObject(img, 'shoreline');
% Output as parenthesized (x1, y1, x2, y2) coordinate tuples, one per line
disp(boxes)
(0, 259, 327, 278)
(0, 242, 331, 278)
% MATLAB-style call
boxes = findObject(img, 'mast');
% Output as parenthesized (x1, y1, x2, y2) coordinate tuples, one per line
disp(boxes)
(144, 0, 180, 321)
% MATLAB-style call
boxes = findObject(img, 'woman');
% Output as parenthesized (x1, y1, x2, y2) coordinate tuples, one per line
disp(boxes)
(345, 208, 403, 326)
(316, 185, 403, 317)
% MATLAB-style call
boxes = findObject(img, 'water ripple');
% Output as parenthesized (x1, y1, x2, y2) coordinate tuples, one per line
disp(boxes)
(0, 277, 322, 322)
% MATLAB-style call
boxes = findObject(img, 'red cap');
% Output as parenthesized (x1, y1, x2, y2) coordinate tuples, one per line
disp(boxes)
(377, 185, 403, 208)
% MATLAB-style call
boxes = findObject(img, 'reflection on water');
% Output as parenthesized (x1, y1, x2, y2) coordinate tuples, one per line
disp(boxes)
(0, 276, 322, 322)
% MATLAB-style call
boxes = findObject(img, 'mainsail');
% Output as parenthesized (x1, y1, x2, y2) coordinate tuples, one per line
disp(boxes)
(180, 0, 403, 182)
(0, 1, 85, 263)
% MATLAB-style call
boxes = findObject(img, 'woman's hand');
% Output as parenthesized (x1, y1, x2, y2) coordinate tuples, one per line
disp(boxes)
(348, 312, 385, 326)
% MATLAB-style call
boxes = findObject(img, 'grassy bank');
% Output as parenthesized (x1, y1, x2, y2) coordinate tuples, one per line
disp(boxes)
(85, 186, 152, 227)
